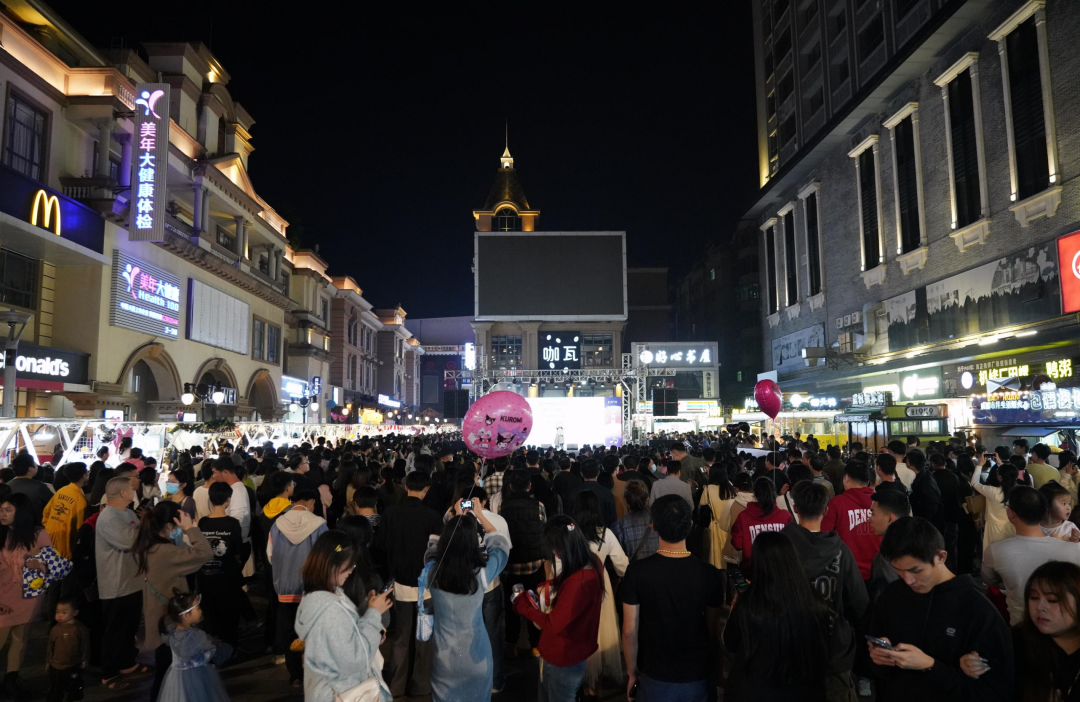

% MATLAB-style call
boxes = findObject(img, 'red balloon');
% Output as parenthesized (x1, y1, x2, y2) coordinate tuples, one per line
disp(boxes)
(755, 379, 782, 419)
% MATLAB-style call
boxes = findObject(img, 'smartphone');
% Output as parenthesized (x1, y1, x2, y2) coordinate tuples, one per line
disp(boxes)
(628, 681, 639, 699)
(379, 578, 395, 594)
(526, 589, 540, 609)
(727, 568, 750, 593)
(460, 499, 474, 511)
(865, 635, 896, 651)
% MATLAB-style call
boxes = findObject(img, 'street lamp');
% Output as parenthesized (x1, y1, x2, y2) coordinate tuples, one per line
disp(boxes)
(0, 310, 32, 418)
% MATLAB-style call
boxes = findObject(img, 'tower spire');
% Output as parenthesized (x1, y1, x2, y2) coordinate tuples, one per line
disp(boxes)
(500, 121, 513, 169)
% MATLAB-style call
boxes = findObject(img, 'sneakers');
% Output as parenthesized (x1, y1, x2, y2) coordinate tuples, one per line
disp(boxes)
(857, 677, 872, 697)
(274, 655, 286, 665)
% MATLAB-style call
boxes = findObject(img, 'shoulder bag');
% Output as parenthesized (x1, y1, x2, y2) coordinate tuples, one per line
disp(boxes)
(332, 601, 389, 702)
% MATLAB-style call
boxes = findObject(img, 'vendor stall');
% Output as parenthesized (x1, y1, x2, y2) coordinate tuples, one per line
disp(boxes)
(834, 391, 950, 452)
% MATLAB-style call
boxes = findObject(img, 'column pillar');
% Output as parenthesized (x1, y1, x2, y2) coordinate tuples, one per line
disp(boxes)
(95, 120, 113, 179)
(201, 189, 212, 237)
(118, 134, 133, 186)
(233, 216, 246, 258)
(191, 183, 203, 237)
(274, 249, 283, 282)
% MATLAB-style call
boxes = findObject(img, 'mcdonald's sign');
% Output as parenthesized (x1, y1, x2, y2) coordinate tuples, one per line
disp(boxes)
(29, 190, 61, 236)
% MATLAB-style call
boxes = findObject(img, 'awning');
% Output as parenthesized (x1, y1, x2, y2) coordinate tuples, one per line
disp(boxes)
(999, 426, 1080, 438)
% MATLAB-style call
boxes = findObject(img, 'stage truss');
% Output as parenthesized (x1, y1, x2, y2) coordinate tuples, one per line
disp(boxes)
(445, 352, 676, 442)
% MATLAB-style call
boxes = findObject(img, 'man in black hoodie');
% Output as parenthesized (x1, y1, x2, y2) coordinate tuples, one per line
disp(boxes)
(904, 450, 944, 534)
(868, 517, 1013, 702)
(784, 481, 868, 696)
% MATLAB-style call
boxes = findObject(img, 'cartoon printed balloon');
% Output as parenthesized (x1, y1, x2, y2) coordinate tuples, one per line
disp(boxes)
(462, 391, 533, 459)
(754, 379, 782, 420)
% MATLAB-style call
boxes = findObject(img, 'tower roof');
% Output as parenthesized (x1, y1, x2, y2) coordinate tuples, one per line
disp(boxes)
(482, 167, 531, 211)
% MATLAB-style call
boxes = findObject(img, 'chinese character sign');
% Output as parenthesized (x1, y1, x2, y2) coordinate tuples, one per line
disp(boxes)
(129, 83, 170, 242)
(538, 333, 581, 370)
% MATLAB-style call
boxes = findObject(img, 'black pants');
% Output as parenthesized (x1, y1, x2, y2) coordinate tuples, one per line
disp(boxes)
(276, 601, 303, 682)
(47, 666, 83, 702)
(503, 570, 543, 648)
(100, 592, 141, 679)
(387, 598, 432, 698)
(200, 577, 242, 647)
(150, 644, 170, 702)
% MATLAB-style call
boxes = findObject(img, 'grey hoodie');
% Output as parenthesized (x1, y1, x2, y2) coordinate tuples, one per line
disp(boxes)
(295, 590, 387, 702)
(267, 508, 327, 601)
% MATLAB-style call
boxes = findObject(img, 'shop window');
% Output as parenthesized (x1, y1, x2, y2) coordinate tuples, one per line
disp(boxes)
(3, 93, 47, 181)
(0, 249, 37, 310)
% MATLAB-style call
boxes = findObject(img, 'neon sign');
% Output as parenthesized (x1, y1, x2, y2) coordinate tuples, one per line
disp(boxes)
(129, 84, 170, 242)
(30, 190, 60, 236)
(109, 251, 180, 337)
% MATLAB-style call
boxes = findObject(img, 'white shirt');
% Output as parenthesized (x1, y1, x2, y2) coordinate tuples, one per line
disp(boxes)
(227, 480, 251, 543)
(983, 534, 1080, 625)
(193, 485, 211, 521)
(895, 463, 916, 489)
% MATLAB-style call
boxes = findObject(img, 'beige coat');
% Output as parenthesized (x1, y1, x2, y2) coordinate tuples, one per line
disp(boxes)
(141, 527, 212, 650)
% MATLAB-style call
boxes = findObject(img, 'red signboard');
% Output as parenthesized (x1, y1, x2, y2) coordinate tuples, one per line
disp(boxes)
(1059, 231, 1080, 314)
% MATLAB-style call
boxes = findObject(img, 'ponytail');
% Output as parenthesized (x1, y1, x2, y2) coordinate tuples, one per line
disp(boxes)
(753, 477, 777, 516)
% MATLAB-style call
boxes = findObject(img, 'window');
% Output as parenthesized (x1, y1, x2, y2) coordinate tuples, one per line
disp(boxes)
(4, 93, 47, 180)
(736, 284, 761, 303)
(858, 148, 881, 270)
(1006, 17, 1049, 200)
(808, 87, 824, 116)
(893, 116, 922, 253)
(858, 15, 884, 63)
(346, 354, 354, 381)
(765, 225, 779, 314)
(774, 0, 790, 19)
(764, 52, 774, 79)
(804, 192, 822, 296)
(108, 157, 121, 183)
(583, 333, 614, 367)
(805, 42, 821, 71)
(800, 1, 819, 27)
(774, 28, 792, 62)
(766, 93, 776, 119)
(948, 69, 982, 228)
(762, 10, 772, 35)
(321, 298, 328, 322)
(780, 115, 797, 147)
(783, 210, 798, 306)
(267, 324, 280, 364)
(490, 334, 522, 369)
(777, 71, 794, 104)
(833, 58, 849, 85)
(896, 0, 919, 20)
(0, 249, 37, 309)
(493, 208, 521, 231)
(831, 10, 846, 37)
(252, 318, 265, 360)
(215, 225, 234, 249)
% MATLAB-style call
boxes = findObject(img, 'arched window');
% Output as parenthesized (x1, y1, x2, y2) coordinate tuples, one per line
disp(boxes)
(494, 207, 521, 231)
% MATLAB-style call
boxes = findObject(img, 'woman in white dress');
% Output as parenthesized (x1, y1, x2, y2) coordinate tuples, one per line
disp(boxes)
(571, 491, 628, 697)
(970, 461, 1019, 550)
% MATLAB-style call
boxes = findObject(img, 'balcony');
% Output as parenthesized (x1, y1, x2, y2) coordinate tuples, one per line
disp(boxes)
(59, 177, 123, 220)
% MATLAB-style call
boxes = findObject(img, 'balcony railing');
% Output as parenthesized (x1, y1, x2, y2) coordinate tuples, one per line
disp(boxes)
(59, 177, 119, 201)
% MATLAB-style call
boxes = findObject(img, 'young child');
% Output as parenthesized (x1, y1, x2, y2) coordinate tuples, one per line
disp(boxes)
(156, 590, 233, 702)
(197, 482, 245, 647)
(1040, 481, 1080, 542)
(46, 596, 89, 702)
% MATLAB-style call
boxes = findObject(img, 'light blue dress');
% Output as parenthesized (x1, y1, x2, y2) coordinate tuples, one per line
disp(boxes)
(156, 628, 233, 702)
(426, 534, 510, 702)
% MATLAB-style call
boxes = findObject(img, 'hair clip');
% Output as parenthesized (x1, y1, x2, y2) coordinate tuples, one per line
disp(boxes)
(334, 544, 342, 552)
(566, 523, 576, 532)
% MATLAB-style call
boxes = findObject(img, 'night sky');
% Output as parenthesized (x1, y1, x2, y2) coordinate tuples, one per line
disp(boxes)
(47, 1, 758, 318)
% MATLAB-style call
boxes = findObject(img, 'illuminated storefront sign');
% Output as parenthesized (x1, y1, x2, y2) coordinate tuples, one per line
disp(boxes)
(539, 333, 581, 371)
(900, 369, 941, 400)
(378, 394, 402, 409)
(109, 251, 180, 337)
(633, 342, 717, 369)
(1059, 230, 1080, 314)
(464, 343, 476, 371)
(30, 190, 60, 236)
(853, 391, 893, 407)
(973, 384, 1080, 425)
(129, 83, 171, 242)
(281, 376, 308, 400)
(637, 400, 718, 414)
(956, 357, 1076, 389)
(0, 342, 89, 386)
(789, 394, 838, 409)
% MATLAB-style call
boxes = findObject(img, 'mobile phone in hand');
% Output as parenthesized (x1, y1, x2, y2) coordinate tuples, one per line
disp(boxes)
(380, 578, 395, 595)
(727, 568, 750, 593)
(865, 635, 896, 650)
(628, 681, 639, 699)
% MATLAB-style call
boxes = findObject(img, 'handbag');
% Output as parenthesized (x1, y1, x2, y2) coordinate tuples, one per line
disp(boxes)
(964, 494, 986, 515)
(22, 546, 73, 599)
(415, 561, 434, 642)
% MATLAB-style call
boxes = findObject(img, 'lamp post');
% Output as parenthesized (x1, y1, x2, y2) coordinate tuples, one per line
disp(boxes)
(180, 382, 226, 421)
(0, 311, 32, 419)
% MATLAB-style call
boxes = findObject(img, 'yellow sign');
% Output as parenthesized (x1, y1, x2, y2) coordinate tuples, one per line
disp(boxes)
(1046, 359, 1074, 380)
(30, 190, 61, 236)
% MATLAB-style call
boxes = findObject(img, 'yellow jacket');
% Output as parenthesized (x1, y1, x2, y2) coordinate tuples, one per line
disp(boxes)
(42, 483, 87, 559)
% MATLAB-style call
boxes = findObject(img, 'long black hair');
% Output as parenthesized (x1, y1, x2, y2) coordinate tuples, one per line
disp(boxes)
(133, 501, 181, 574)
(158, 588, 200, 635)
(571, 491, 605, 545)
(542, 515, 602, 596)
(708, 464, 736, 500)
(431, 515, 488, 595)
(736, 531, 830, 691)
(334, 517, 378, 613)
(753, 477, 777, 516)
(1016, 561, 1080, 702)
(0, 494, 38, 551)
(998, 463, 1020, 504)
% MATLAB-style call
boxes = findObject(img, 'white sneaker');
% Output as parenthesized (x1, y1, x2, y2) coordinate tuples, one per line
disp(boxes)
(274, 655, 286, 665)
(857, 677, 872, 697)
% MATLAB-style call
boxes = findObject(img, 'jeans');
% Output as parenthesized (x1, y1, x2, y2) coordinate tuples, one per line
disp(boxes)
(482, 584, 505, 691)
(638, 674, 711, 702)
(539, 659, 586, 702)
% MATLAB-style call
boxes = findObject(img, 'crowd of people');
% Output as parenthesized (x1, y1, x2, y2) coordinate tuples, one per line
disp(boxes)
(0, 429, 1077, 701)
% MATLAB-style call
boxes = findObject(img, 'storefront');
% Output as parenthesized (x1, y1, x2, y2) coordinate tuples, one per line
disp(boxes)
(732, 393, 844, 446)
(970, 382, 1080, 451)
(634, 399, 720, 434)
(835, 391, 950, 452)
(0, 342, 91, 418)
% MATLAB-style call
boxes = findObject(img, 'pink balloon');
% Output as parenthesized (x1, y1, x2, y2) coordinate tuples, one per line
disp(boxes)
(754, 379, 782, 419)
(462, 391, 534, 459)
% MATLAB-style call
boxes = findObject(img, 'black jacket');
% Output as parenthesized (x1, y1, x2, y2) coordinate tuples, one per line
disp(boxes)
(870, 574, 1013, 702)
(567, 481, 618, 527)
(375, 496, 444, 587)
(782, 523, 868, 672)
(931, 469, 964, 524)
(551, 471, 582, 516)
(501, 491, 545, 564)
(875, 479, 909, 497)
(910, 470, 945, 533)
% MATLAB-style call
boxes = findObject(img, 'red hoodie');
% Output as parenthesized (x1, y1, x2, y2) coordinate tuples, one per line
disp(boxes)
(821, 485, 881, 579)
(731, 502, 791, 571)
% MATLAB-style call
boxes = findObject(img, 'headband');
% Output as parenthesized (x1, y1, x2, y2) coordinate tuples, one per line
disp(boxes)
(178, 594, 202, 617)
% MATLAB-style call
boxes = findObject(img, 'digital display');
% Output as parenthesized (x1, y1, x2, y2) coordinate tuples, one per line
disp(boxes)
(109, 251, 181, 337)
(528, 397, 623, 448)
(538, 332, 581, 370)
(129, 83, 171, 242)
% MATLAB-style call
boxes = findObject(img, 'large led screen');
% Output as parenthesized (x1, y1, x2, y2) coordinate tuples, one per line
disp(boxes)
(475, 233, 626, 319)
(527, 397, 623, 448)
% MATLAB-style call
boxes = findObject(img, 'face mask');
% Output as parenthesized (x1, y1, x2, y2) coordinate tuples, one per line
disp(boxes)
(169, 527, 183, 542)
(165, 483, 181, 495)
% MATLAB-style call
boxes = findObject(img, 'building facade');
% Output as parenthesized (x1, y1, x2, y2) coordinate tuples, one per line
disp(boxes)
(0, 7, 292, 422)
(748, 0, 1080, 448)
(282, 248, 333, 423)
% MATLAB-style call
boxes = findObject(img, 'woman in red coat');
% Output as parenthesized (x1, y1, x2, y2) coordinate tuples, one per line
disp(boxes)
(730, 478, 792, 574)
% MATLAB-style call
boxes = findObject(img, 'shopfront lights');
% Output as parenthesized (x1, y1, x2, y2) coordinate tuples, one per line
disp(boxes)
(289, 402, 299, 413)
(181, 392, 195, 406)
(310, 402, 318, 411)
(211, 390, 225, 404)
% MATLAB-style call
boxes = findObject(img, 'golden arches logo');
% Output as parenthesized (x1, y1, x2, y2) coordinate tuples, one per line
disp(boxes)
(30, 190, 61, 236)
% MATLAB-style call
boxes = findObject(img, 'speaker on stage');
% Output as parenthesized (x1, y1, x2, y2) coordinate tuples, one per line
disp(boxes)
(443, 389, 471, 419)
(653, 388, 678, 417)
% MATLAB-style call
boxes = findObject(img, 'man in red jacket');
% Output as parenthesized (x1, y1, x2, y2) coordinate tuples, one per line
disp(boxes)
(821, 459, 881, 582)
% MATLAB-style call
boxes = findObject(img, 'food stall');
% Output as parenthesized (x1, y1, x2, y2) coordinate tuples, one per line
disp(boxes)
(834, 391, 950, 452)
(970, 383, 1080, 452)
